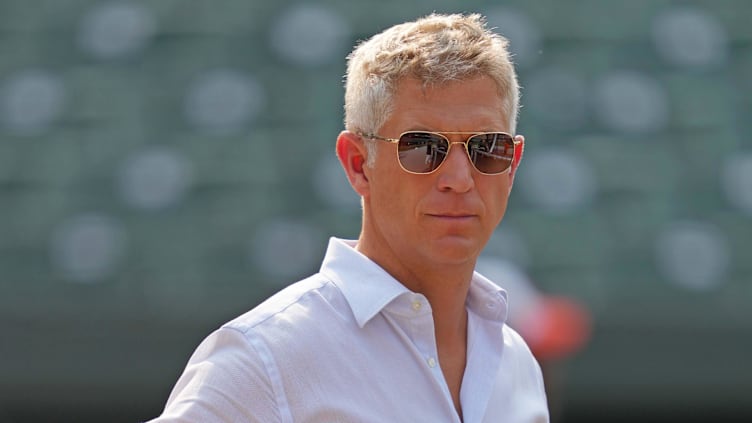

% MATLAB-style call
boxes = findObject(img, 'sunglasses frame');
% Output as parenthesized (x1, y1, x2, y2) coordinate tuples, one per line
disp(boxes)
(357, 131, 519, 175)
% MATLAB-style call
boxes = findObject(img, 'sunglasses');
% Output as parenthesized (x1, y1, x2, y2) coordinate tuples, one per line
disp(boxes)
(358, 131, 518, 175)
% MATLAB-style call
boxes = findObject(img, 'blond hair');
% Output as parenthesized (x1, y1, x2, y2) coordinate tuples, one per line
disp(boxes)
(344, 13, 520, 162)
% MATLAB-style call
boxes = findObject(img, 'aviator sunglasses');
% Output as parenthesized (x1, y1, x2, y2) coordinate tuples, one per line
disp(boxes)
(358, 131, 519, 175)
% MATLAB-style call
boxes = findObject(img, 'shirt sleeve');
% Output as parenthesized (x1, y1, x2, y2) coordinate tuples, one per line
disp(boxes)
(147, 326, 282, 423)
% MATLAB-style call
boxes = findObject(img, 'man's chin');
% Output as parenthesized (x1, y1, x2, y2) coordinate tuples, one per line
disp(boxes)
(426, 235, 483, 264)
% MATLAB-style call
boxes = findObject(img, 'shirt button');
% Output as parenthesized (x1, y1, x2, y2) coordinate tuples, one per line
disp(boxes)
(427, 357, 437, 368)
(411, 300, 422, 312)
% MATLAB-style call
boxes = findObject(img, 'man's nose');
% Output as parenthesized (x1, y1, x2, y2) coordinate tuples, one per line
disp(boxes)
(436, 142, 475, 192)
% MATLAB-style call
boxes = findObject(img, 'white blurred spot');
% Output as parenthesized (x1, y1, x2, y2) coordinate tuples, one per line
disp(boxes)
(721, 153, 752, 216)
(0, 69, 65, 135)
(184, 69, 265, 133)
(50, 213, 126, 283)
(520, 149, 597, 213)
(269, 4, 350, 67)
(312, 153, 360, 210)
(594, 71, 668, 133)
(484, 227, 531, 268)
(118, 147, 192, 211)
(656, 221, 729, 291)
(250, 219, 324, 281)
(484, 6, 543, 68)
(653, 7, 728, 70)
(526, 68, 587, 130)
(78, 1, 155, 60)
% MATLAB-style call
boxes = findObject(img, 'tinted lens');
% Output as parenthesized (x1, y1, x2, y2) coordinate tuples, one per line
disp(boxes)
(467, 133, 515, 174)
(396, 132, 449, 173)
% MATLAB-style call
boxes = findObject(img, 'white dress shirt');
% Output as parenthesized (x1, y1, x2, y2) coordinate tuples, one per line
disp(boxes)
(150, 238, 549, 423)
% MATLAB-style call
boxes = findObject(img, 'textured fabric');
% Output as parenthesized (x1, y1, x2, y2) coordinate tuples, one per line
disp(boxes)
(149, 238, 549, 423)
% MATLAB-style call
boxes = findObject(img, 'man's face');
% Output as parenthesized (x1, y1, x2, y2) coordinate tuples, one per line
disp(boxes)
(356, 75, 517, 279)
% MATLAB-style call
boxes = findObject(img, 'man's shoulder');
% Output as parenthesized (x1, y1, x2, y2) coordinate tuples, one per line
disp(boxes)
(223, 273, 345, 334)
(502, 324, 534, 353)
(501, 324, 544, 375)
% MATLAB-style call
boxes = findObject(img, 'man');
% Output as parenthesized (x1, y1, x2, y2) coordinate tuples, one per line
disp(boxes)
(150, 13, 549, 423)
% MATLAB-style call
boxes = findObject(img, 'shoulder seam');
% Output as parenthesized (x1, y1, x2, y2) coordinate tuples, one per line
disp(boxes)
(224, 275, 333, 334)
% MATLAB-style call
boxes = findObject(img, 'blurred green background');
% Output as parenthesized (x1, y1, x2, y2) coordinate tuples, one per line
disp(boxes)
(0, 0, 750, 422)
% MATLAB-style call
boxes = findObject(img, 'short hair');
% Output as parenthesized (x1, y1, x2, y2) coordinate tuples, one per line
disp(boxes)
(344, 13, 520, 163)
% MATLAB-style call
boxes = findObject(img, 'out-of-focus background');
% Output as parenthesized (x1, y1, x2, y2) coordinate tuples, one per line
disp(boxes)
(0, 0, 750, 422)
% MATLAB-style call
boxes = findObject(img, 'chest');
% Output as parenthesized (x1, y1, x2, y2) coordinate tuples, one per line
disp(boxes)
(261, 311, 547, 423)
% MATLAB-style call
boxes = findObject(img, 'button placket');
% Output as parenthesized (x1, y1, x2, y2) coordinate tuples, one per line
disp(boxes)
(407, 297, 440, 372)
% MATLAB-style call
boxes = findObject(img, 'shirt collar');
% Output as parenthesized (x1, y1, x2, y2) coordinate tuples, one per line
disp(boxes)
(467, 271, 509, 322)
(319, 238, 409, 328)
(319, 237, 509, 327)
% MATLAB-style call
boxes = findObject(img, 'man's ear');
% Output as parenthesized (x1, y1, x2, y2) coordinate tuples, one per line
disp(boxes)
(336, 131, 370, 197)
(509, 135, 524, 186)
